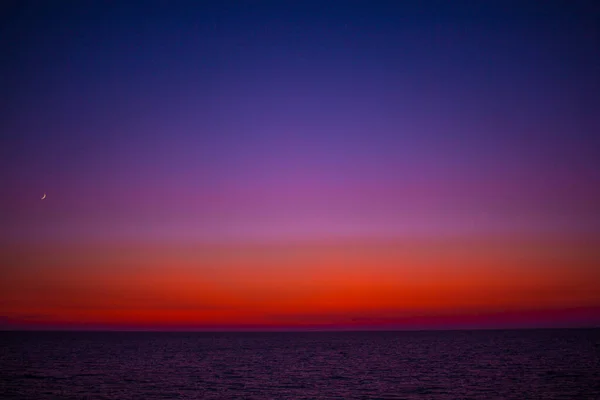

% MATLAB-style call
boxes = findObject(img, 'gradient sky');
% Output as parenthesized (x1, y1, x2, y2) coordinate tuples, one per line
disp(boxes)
(1, 0, 599, 330)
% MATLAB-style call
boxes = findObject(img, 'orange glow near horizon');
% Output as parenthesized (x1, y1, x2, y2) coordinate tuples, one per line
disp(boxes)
(2, 234, 599, 329)
(4, 0, 600, 335)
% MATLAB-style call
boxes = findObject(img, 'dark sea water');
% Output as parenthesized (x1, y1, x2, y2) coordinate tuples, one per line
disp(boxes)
(1, 329, 599, 399)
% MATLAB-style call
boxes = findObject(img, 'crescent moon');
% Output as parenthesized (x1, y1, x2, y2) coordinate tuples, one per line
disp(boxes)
(41, 193, 46, 200)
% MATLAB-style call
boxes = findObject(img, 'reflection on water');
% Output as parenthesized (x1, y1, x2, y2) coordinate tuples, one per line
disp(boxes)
(1, 329, 599, 399)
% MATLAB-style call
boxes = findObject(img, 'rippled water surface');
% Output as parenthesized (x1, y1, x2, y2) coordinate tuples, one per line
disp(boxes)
(1, 329, 599, 399)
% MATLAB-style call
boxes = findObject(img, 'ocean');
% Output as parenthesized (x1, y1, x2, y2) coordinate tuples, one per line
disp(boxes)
(1, 329, 599, 399)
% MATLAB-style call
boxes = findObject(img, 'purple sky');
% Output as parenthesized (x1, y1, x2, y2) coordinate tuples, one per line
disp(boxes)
(3, 1, 599, 245)
(1, 1, 599, 329)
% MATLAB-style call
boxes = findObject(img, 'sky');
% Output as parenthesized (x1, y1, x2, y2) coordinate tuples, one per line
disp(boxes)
(1, 0, 599, 330)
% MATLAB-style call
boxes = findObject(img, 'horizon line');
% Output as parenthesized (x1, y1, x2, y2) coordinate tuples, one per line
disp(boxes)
(2, 325, 599, 333)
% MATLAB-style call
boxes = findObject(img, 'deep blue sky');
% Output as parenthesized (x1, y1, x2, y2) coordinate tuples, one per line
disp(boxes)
(2, 0, 599, 242)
